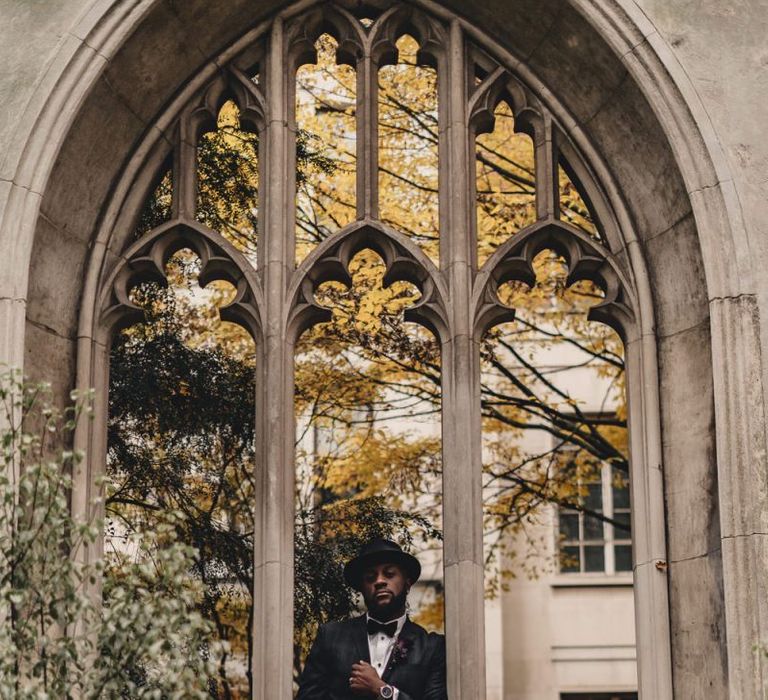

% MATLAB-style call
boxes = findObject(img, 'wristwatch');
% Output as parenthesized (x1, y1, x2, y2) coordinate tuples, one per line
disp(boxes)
(379, 685, 395, 699)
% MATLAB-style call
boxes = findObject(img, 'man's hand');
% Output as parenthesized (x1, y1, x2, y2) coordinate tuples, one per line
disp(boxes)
(349, 660, 386, 697)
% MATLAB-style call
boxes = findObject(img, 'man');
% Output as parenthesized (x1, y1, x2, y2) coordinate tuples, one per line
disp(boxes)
(296, 538, 447, 700)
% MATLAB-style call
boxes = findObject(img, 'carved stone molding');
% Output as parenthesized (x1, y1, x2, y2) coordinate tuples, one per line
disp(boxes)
(473, 219, 636, 341)
(286, 3, 364, 71)
(369, 4, 447, 68)
(286, 2, 446, 70)
(468, 50, 546, 142)
(180, 62, 267, 138)
(170, 66, 265, 222)
(99, 220, 264, 340)
(287, 219, 448, 340)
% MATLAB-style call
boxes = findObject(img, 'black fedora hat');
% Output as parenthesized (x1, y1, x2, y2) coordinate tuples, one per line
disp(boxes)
(344, 538, 421, 591)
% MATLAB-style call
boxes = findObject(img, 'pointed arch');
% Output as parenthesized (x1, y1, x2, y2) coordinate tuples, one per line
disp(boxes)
(0, 0, 757, 697)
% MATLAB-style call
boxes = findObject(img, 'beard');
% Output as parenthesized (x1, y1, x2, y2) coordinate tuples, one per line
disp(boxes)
(365, 587, 409, 621)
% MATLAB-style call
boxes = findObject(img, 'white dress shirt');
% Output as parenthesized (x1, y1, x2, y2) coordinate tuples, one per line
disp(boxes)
(366, 612, 407, 699)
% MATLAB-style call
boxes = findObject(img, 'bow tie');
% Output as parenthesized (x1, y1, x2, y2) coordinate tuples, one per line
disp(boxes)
(367, 619, 398, 637)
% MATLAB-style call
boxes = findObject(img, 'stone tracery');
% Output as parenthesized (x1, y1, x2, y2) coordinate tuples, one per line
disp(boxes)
(82, 2, 672, 698)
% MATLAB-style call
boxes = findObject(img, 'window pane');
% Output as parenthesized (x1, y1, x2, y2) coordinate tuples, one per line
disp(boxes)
(584, 514, 604, 541)
(615, 544, 633, 572)
(134, 167, 172, 238)
(379, 35, 439, 261)
(475, 99, 536, 266)
(614, 510, 632, 537)
(558, 159, 600, 239)
(584, 545, 605, 572)
(612, 478, 630, 509)
(108, 249, 256, 696)
(294, 249, 443, 686)
(585, 480, 603, 511)
(560, 545, 581, 573)
(197, 100, 259, 261)
(559, 512, 580, 541)
(479, 245, 633, 695)
(295, 34, 357, 262)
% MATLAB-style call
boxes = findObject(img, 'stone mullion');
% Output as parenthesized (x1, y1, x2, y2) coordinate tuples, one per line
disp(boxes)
(439, 19, 486, 700)
(252, 16, 295, 700)
(534, 113, 558, 221)
(171, 115, 197, 221)
(623, 329, 673, 700)
(357, 46, 378, 220)
(73, 330, 110, 583)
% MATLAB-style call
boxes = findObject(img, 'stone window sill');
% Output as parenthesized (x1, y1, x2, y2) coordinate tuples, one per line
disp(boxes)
(550, 574, 634, 588)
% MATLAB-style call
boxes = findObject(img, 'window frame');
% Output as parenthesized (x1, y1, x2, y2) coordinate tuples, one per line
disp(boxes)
(72, 2, 674, 698)
(557, 462, 633, 577)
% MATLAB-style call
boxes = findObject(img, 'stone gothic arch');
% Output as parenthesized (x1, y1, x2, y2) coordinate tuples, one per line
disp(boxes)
(0, 1, 763, 698)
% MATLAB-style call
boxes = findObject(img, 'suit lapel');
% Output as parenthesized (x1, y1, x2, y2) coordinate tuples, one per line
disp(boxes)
(351, 614, 370, 664)
(382, 618, 418, 682)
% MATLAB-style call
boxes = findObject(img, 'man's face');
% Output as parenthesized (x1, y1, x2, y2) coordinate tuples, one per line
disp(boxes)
(360, 561, 411, 619)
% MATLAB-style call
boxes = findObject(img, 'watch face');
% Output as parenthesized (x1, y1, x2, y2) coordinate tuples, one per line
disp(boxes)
(380, 685, 394, 699)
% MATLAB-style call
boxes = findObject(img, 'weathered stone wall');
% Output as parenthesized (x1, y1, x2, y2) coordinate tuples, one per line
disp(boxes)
(0, 1, 765, 697)
(631, 2, 768, 695)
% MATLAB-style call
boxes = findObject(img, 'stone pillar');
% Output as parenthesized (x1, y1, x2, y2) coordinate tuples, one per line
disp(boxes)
(0, 182, 35, 371)
(252, 16, 296, 700)
(439, 19, 487, 700)
(624, 327, 673, 700)
(711, 294, 768, 699)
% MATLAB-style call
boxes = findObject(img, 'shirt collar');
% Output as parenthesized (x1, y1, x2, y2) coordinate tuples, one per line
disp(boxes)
(366, 612, 407, 636)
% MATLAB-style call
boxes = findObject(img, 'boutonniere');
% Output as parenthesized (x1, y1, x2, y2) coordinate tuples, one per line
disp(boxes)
(387, 636, 411, 672)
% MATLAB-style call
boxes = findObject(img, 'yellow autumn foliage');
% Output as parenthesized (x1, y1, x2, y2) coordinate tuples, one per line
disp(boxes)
(125, 26, 627, 640)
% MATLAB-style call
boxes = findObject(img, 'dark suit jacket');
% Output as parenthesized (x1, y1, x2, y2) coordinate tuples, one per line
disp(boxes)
(296, 615, 447, 700)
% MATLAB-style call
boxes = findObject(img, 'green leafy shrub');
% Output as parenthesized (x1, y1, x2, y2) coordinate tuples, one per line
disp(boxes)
(0, 369, 221, 698)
